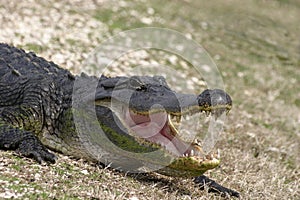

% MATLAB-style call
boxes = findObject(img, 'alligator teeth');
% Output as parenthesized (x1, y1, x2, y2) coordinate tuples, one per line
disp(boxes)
(167, 114, 179, 135)
(176, 116, 181, 123)
(205, 110, 210, 117)
(217, 149, 220, 159)
(193, 138, 200, 145)
(226, 109, 230, 115)
(190, 149, 194, 156)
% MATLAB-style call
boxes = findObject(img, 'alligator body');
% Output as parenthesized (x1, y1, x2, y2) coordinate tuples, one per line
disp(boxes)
(0, 43, 239, 197)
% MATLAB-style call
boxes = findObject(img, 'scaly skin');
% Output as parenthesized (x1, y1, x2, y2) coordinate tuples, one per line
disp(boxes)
(0, 43, 239, 197)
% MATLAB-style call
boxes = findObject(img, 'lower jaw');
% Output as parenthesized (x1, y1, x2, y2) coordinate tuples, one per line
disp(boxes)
(157, 156, 220, 177)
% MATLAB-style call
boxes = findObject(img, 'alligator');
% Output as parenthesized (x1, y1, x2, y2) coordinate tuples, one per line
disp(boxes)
(0, 43, 239, 197)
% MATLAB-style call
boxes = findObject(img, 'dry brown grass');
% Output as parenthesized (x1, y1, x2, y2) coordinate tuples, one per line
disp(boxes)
(0, 0, 299, 199)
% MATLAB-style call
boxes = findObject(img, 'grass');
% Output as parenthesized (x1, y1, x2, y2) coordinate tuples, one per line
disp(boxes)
(0, 0, 299, 199)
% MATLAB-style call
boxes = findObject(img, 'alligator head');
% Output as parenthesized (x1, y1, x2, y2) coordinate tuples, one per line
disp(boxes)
(86, 75, 232, 177)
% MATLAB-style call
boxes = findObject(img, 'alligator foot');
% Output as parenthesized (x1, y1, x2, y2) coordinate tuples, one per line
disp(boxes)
(0, 125, 56, 164)
(17, 135, 57, 164)
(194, 175, 240, 198)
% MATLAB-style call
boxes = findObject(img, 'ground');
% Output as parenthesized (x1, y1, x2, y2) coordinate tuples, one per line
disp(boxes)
(0, 0, 299, 199)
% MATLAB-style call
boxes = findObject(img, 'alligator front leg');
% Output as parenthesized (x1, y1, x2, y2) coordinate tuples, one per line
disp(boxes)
(194, 175, 240, 198)
(0, 123, 56, 163)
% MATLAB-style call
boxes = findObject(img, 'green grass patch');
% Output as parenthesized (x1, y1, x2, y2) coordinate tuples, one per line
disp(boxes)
(22, 43, 47, 53)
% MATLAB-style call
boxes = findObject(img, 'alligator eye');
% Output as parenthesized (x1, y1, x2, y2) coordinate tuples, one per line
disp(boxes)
(129, 77, 145, 90)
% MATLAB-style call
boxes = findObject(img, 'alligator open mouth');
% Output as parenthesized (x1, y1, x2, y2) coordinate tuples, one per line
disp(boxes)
(119, 106, 226, 176)
(125, 108, 206, 158)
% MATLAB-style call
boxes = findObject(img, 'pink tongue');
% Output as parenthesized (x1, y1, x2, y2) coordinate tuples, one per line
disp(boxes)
(144, 131, 181, 156)
(126, 110, 167, 138)
(124, 109, 190, 156)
